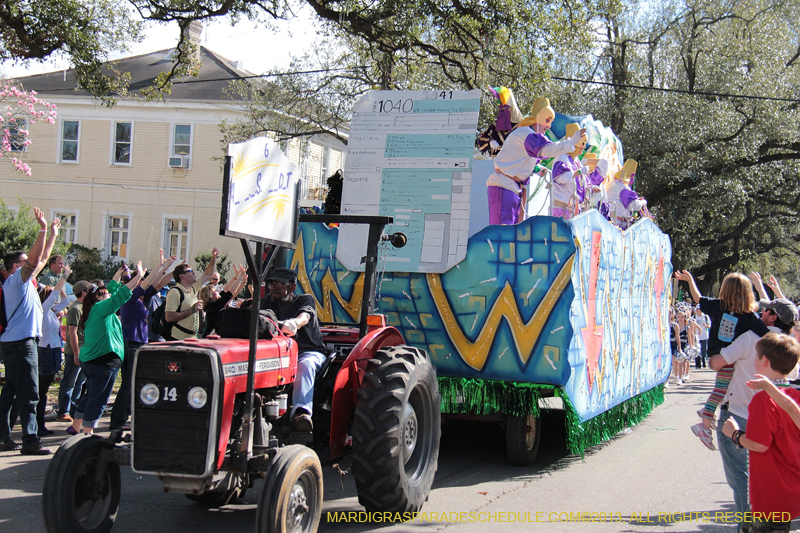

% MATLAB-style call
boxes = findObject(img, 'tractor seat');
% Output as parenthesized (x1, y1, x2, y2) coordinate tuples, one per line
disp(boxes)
(314, 350, 341, 385)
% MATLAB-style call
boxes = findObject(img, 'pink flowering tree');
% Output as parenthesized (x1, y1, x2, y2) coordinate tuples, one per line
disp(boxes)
(0, 80, 57, 175)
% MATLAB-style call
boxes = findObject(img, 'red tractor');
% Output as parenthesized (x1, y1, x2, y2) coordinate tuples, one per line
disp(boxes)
(41, 215, 441, 533)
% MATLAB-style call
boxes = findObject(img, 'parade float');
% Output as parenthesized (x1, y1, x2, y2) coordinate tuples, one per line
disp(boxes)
(294, 89, 672, 461)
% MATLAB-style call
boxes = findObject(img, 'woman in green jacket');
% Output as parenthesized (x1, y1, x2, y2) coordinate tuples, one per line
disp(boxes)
(69, 262, 143, 435)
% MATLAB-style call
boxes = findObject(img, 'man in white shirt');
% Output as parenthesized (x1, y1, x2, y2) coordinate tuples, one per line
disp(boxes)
(709, 298, 798, 531)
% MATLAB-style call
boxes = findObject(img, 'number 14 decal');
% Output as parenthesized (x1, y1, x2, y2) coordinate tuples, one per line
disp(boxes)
(163, 387, 178, 402)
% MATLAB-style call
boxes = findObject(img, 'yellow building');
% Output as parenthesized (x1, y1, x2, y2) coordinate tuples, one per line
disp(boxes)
(1, 44, 345, 268)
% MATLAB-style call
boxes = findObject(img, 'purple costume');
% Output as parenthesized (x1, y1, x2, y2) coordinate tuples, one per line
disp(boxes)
(551, 154, 583, 219)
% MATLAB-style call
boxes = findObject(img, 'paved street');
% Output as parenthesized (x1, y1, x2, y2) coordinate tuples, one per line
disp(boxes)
(1, 368, 798, 532)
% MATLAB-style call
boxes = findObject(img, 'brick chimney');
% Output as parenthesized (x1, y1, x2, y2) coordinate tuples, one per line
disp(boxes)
(182, 20, 204, 57)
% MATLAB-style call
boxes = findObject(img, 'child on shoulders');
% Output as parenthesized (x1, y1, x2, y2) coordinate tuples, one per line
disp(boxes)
(674, 271, 768, 450)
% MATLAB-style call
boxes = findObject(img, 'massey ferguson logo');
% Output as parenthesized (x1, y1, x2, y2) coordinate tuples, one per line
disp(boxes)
(166, 361, 182, 374)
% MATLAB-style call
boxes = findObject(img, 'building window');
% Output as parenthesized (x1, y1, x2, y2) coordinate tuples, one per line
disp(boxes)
(54, 212, 78, 244)
(106, 215, 129, 259)
(165, 218, 189, 260)
(113, 122, 133, 164)
(172, 124, 192, 157)
(60, 120, 79, 162)
(322, 146, 331, 177)
(5, 119, 29, 152)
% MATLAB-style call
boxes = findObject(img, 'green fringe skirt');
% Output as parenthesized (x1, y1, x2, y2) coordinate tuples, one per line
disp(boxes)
(438, 377, 665, 457)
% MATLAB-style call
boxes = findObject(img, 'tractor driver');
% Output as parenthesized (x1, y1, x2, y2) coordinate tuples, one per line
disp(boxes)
(259, 267, 327, 432)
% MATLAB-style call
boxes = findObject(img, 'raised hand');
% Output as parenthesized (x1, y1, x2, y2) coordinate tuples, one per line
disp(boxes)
(136, 260, 144, 277)
(50, 216, 61, 233)
(674, 270, 693, 282)
(747, 375, 771, 390)
(160, 255, 177, 272)
(767, 275, 783, 297)
(748, 271, 762, 285)
(212, 247, 220, 258)
(63, 264, 72, 278)
(159, 248, 166, 265)
(34, 207, 47, 228)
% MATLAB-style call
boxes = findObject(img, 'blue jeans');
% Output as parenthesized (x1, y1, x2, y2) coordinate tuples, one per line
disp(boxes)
(0, 338, 41, 445)
(717, 408, 749, 519)
(0, 345, 18, 432)
(110, 342, 140, 429)
(292, 351, 326, 416)
(75, 362, 119, 429)
(57, 353, 84, 416)
(37, 345, 63, 375)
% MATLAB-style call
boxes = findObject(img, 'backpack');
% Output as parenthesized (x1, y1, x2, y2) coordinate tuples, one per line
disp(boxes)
(151, 287, 194, 340)
(0, 278, 23, 338)
(0, 281, 6, 337)
(215, 307, 280, 340)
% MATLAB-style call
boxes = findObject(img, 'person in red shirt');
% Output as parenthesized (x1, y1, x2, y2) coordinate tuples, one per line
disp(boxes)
(722, 332, 800, 533)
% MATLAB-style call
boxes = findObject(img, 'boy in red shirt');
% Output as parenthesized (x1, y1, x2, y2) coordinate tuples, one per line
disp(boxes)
(722, 332, 800, 533)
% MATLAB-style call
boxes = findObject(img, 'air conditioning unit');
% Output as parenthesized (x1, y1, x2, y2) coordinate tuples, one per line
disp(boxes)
(168, 156, 190, 169)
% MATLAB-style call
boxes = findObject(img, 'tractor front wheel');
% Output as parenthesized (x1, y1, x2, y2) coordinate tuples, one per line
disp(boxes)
(255, 445, 322, 533)
(42, 435, 121, 533)
(352, 345, 441, 513)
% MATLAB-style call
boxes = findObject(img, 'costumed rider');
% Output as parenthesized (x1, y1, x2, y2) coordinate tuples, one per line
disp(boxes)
(476, 86, 523, 156)
(259, 267, 327, 432)
(605, 159, 648, 229)
(486, 97, 585, 225)
(551, 123, 596, 219)
(580, 154, 610, 215)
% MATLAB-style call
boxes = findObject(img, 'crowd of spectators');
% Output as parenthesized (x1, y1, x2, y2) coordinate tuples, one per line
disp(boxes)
(0, 206, 249, 453)
(673, 270, 800, 533)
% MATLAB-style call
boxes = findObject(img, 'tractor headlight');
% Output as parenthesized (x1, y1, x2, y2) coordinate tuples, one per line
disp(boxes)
(140, 383, 160, 405)
(187, 387, 207, 409)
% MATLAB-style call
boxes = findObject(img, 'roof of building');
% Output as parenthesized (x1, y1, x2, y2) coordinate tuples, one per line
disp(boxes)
(12, 46, 253, 102)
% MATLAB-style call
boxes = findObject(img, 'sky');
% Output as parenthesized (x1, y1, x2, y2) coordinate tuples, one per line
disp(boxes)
(0, 12, 319, 80)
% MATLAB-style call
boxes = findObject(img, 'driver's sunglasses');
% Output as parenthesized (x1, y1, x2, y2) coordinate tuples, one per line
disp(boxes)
(267, 280, 289, 288)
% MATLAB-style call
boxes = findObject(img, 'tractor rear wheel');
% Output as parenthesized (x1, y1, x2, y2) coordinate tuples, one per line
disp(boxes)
(185, 472, 248, 507)
(351, 345, 441, 513)
(255, 445, 322, 533)
(42, 434, 121, 533)
(505, 413, 541, 466)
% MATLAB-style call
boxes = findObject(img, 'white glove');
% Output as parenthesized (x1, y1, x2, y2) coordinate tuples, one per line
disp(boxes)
(579, 164, 589, 176)
(569, 129, 584, 146)
(281, 319, 298, 336)
(595, 159, 609, 176)
(629, 198, 647, 212)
